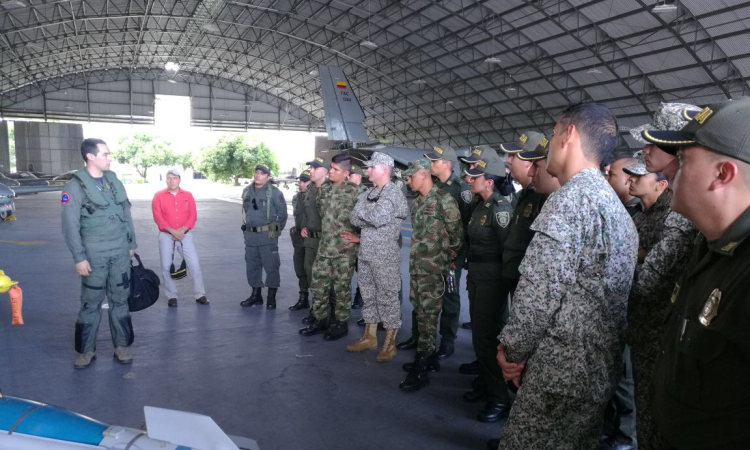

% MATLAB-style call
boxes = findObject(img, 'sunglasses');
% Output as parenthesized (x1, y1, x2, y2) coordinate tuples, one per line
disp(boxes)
(252, 198, 259, 210)
(366, 188, 382, 203)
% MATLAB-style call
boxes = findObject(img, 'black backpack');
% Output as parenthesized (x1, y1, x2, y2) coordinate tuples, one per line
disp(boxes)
(128, 253, 161, 312)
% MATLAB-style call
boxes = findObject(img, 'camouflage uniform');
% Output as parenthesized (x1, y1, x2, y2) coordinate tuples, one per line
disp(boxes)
(290, 191, 308, 294)
(409, 185, 463, 355)
(466, 191, 514, 405)
(498, 168, 638, 450)
(628, 195, 697, 450)
(350, 182, 409, 329)
(432, 174, 473, 347)
(310, 180, 360, 321)
(624, 197, 644, 218)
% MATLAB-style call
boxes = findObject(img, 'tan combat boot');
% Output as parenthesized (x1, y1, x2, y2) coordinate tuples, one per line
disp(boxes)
(113, 346, 133, 364)
(74, 351, 96, 369)
(376, 329, 398, 362)
(346, 323, 378, 352)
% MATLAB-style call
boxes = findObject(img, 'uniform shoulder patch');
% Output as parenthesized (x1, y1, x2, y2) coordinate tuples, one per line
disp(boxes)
(495, 211, 510, 228)
(61, 192, 70, 205)
(460, 190, 473, 204)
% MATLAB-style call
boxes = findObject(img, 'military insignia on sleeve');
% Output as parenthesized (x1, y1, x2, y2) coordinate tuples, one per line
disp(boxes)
(495, 212, 510, 228)
(523, 203, 533, 217)
(61, 192, 70, 205)
(461, 190, 473, 204)
(479, 215, 487, 226)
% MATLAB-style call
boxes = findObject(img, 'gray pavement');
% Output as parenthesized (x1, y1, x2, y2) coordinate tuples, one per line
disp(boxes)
(0, 190, 498, 450)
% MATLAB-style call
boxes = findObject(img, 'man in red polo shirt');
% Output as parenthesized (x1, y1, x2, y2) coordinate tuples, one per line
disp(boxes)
(152, 168, 207, 307)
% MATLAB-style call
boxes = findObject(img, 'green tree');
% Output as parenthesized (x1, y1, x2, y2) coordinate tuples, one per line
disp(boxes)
(196, 135, 278, 185)
(113, 133, 178, 179)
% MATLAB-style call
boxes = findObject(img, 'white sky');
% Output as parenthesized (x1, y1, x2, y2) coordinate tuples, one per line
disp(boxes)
(81, 95, 324, 177)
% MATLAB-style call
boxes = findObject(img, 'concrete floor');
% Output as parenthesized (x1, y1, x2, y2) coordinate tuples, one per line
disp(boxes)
(0, 190, 505, 450)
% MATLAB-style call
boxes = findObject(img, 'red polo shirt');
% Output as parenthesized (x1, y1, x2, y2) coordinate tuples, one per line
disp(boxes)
(152, 188, 197, 232)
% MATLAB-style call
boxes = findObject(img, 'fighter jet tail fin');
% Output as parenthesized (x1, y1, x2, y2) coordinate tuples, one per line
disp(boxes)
(318, 65, 372, 148)
(144, 406, 241, 450)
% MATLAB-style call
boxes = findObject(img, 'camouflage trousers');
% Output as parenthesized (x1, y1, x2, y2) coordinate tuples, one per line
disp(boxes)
(310, 255, 355, 321)
(409, 273, 444, 354)
(499, 384, 607, 450)
(359, 258, 402, 330)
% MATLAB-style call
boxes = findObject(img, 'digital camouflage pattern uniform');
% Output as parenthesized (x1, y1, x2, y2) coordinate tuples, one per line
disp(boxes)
(310, 180, 360, 321)
(628, 192, 697, 450)
(62, 168, 137, 354)
(241, 182, 287, 289)
(290, 191, 308, 294)
(498, 168, 638, 450)
(408, 183, 463, 355)
(350, 182, 409, 329)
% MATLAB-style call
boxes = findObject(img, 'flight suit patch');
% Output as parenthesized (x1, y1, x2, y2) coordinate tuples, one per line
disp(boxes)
(61, 192, 70, 205)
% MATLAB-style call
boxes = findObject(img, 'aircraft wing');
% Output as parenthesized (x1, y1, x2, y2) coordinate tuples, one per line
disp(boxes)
(10, 185, 64, 195)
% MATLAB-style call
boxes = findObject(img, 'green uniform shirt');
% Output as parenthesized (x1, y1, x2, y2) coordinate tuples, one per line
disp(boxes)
(301, 182, 322, 248)
(466, 191, 513, 279)
(316, 180, 360, 259)
(409, 185, 463, 275)
(652, 206, 750, 449)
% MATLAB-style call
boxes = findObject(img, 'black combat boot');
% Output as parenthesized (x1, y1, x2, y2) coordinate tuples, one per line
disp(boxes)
(396, 335, 419, 350)
(301, 311, 316, 324)
(299, 317, 328, 336)
(400, 352, 430, 392)
(266, 288, 277, 310)
(323, 319, 349, 341)
(288, 292, 309, 311)
(241, 288, 263, 307)
(402, 351, 440, 373)
(351, 287, 363, 309)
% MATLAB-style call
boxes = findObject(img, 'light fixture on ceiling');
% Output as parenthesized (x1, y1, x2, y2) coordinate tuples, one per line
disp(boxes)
(202, 22, 220, 32)
(164, 61, 180, 74)
(25, 42, 43, 51)
(64, 105, 74, 110)
(412, 79, 426, 85)
(445, 100, 454, 105)
(309, 69, 318, 76)
(147, 110, 154, 114)
(360, 40, 378, 49)
(167, 79, 177, 84)
(505, 87, 516, 92)
(485, 57, 502, 64)
(587, 68, 602, 74)
(1, 0, 26, 9)
(653, 2, 677, 13)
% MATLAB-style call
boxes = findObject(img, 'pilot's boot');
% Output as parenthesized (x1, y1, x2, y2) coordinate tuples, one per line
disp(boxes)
(74, 351, 96, 369)
(266, 288, 277, 310)
(241, 288, 263, 307)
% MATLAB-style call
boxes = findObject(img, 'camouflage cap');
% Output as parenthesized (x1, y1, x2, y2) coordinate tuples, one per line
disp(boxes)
(642, 97, 750, 164)
(306, 156, 330, 170)
(424, 144, 458, 163)
(402, 159, 431, 177)
(365, 151, 395, 167)
(297, 169, 311, 181)
(622, 161, 649, 176)
(500, 131, 546, 154)
(631, 102, 702, 145)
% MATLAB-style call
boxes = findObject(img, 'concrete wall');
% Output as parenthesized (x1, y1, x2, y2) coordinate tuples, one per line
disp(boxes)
(0, 122, 8, 172)
(14, 122, 83, 174)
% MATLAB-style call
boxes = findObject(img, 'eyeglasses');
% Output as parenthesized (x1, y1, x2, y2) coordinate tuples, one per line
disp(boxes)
(252, 198, 259, 210)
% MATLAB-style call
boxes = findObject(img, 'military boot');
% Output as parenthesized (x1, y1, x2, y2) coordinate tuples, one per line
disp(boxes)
(400, 352, 430, 392)
(301, 311, 316, 324)
(299, 317, 328, 336)
(74, 351, 96, 369)
(266, 288, 277, 310)
(113, 346, 132, 364)
(402, 351, 440, 373)
(376, 329, 398, 362)
(288, 292, 309, 311)
(351, 287, 363, 309)
(241, 287, 263, 307)
(346, 323, 378, 352)
(396, 334, 418, 350)
(323, 319, 348, 341)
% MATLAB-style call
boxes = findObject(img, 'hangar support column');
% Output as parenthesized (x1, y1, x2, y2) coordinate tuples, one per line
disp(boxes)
(0, 122, 8, 172)
(14, 122, 84, 174)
